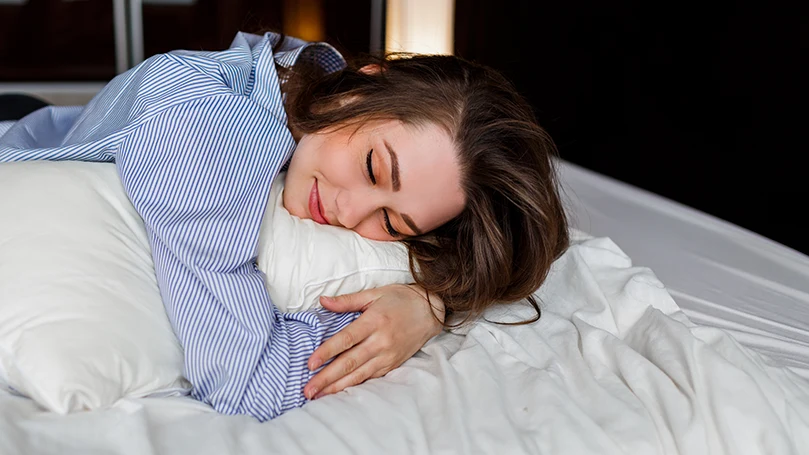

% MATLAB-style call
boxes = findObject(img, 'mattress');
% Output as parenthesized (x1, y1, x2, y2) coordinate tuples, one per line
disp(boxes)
(1, 159, 808, 455)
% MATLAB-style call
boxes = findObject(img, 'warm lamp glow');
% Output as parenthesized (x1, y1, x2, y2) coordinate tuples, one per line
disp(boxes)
(385, 0, 455, 55)
(283, 0, 325, 43)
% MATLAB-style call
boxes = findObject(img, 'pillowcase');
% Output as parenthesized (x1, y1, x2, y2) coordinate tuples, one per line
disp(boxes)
(256, 173, 414, 313)
(0, 162, 413, 414)
(0, 161, 190, 413)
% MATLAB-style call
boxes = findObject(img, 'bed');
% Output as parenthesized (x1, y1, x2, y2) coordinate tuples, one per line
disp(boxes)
(1, 158, 808, 455)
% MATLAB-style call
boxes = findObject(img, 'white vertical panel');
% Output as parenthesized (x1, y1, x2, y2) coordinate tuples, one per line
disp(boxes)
(385, 0, 454, 55)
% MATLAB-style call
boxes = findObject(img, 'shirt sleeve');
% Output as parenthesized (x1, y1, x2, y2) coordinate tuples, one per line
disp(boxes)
(0, 47, 237, 163)
(116, 92, 360, 422)
(0, 32, 279, 163)
(1, 30, 359, 421)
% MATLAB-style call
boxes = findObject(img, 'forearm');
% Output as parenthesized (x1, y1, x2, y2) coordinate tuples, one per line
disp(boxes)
(113, 90, 361, 421)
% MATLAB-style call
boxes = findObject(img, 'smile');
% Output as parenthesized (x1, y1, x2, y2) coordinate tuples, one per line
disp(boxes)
(308, 179, 329, 225)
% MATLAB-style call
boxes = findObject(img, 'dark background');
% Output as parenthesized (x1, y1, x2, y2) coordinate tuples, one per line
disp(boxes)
(2, 0, 807, 255)
(454, 1, 809, 256)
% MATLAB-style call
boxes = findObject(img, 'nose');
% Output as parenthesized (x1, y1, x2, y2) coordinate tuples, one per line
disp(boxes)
(334, 188, 381, 230)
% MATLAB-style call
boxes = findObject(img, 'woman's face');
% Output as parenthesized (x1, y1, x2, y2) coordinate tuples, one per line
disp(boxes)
(283, 119, 465, 241)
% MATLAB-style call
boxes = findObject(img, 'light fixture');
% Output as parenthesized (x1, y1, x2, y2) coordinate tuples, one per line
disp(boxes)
(385, 0, 455, 55)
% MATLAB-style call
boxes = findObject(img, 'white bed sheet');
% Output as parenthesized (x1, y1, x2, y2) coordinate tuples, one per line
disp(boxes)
(2, 160, 809, 455)
(559, 160, 809, 378)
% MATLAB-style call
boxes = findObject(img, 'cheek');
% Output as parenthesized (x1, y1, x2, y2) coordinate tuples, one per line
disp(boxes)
(350, 218, 389, 241)
(282, 156, 313, 218)
(281, 185, 301, 218)
(319, 150, 360, 190)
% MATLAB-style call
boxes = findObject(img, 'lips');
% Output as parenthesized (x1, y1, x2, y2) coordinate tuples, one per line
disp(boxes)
(308, 179, 329, 225)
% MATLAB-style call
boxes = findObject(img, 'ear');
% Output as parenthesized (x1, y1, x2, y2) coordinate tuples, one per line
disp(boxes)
(358, 63, 383, 75)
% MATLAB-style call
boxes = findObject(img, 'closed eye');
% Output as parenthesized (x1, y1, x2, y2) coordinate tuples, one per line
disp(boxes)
(366, 149, 376, 184)
(383, 209, 400, 237)
(367, 149, 399, 237)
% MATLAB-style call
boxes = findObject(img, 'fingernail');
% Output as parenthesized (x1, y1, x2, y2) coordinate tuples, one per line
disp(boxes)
(307, 388, 318, 400)
(309, 358, 321, 370)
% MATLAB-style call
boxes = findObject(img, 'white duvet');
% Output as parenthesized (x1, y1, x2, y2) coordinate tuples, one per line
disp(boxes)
(2, 232, 808, 455)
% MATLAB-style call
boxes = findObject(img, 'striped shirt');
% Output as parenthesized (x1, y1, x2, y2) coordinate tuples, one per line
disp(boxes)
(0, 32, 360, 421)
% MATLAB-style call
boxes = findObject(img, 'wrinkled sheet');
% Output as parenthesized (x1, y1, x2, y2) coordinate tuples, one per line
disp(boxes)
(2, 233, 808, 455)
(559, 160, 809, 378)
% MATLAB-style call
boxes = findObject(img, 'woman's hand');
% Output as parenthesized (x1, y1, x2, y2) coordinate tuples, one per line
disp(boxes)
(303, 284, 445, 400)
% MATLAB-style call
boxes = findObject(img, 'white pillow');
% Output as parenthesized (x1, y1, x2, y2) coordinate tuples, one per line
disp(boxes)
(257, 173, 414, 313)
(0, 161, 190, 413)
(0, 162, 413, 414)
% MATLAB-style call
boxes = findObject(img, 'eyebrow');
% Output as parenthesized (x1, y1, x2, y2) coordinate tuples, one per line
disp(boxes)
(383, 139, 401, 192)
(402, 214, 423, 236)
(383, 139, 423, 236)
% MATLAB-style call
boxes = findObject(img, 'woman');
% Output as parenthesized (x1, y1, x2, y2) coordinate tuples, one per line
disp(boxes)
(0, 31, 568, 421)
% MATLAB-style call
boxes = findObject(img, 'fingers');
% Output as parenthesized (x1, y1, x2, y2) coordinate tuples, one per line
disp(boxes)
(304, 341, 383, 400)
(308, 315, 375, 371)
(313, 361, 389, 400)
(304, 283, 439, 401)
(319, 289, 376, 313)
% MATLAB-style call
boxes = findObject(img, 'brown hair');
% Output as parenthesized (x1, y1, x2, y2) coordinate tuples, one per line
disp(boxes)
(282, 51, 569, 327)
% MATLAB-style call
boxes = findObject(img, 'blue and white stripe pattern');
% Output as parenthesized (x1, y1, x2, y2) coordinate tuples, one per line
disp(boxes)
(0, 32, 359, 421)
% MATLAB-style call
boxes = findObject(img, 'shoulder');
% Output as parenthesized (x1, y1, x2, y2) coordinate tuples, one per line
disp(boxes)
(108, 32, 347, 126)
(270, 33, 346, 74)
(165, 32, 346, 78)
